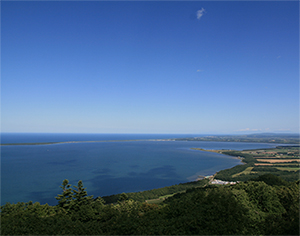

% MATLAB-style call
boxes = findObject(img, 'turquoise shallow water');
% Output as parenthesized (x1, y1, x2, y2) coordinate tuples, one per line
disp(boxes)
(1, 133, 281, 206)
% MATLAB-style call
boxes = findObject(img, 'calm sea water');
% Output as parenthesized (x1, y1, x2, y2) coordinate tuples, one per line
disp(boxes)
(1, 133, 281, 206)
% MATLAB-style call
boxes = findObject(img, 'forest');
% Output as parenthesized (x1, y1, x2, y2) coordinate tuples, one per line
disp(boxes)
(1, 174, 299, 235)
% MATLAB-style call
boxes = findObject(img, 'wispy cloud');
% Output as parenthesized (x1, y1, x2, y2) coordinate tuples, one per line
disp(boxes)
(197, 8, 205, 20)
(276, 128, 291, 132)
(236, 128, 262, 132)
(236, 128, 294, 133)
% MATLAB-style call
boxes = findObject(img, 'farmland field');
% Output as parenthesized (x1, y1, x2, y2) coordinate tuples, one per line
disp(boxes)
(214, 145, 299, 182)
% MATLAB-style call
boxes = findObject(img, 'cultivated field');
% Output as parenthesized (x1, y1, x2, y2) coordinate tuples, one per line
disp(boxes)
(214, 146, 299, 182)
(243, 146, 299, 166)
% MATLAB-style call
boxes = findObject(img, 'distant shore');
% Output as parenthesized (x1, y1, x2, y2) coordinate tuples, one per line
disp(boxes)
(1, 133, 298, 145)
(0, 139, 176, 146)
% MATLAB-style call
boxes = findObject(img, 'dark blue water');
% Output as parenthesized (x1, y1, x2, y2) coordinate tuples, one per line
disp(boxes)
(1, 133, 282, 206)
(0, 133, 199, 144)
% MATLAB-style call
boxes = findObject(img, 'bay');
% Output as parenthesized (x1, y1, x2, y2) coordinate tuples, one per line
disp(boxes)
(1, 133, 281, 206)
(0, 133, 195, 144)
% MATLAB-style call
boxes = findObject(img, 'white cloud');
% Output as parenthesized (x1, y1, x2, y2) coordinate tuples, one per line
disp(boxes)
(197, 8, 205, 20)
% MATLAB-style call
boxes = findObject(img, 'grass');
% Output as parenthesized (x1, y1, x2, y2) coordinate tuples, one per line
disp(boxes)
(272, 163, 299, 166)
(276, 167, 300, 172)
(146, 194, 176, 204)
(145, 199, 164, 204)
(232, 167, 254, 177)
(145, 191, 190, 204)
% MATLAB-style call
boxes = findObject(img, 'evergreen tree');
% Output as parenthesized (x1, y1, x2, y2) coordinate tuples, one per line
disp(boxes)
(73, 180, 93, 205)
(71, 180, 95, 213)
(55, 179, 73, 210)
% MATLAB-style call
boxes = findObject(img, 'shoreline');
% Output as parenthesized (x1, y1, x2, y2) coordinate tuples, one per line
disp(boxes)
(190, 148, 245, 182)
(1, 134, 299, 146)
(2, 143, 298, 205)
(191, 147, 245, 160)
(0, 139, 176, 146)
(191, 145, 299, 181)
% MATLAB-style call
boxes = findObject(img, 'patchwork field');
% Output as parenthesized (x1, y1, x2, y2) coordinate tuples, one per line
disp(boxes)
(243, 146, 299, 166)
(256, 159, 300, 163)
(213, 145, 300, 182)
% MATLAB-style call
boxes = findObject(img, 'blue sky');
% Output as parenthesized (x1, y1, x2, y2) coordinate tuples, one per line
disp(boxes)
(1, 1, 299, 134)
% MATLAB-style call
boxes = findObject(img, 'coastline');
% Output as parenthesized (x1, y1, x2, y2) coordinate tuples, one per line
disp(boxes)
(191, 147, 245, 161)
(0, 139, 176, 146)
(2, 133, 299, 146)
(191, 148, 244, 181)
(2, 142, 298, 205)
(191, 144, 299, 182)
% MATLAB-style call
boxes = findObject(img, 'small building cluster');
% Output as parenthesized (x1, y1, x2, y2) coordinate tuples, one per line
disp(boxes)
(210, 179, 237, 185)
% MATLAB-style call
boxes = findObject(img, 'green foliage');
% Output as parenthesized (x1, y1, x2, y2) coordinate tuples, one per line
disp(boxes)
(54, 179, 104, 213)
(250, 173, 289, 186)
(247, 169, 300, 182)
(162, 187, 252, 234)
(72, 180, 95, 211)
(252, 166, 280, 172)
(118, 192, 128, 202)
(233, 181, 285, 216)
(222, 150, 257, 163)
(269, 182, 300, 235)
(103, 178, 209, 204)
(55, 179, 73, 210)
(215, 163, 252, 181)
(1, 176, 299, 235)
(214, 146, 300, 182)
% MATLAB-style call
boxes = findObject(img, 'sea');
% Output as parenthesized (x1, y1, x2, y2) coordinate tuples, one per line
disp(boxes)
(1, 133, 283, 206)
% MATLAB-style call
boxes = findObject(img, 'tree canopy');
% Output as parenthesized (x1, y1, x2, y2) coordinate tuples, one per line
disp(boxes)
(1, 176, 299, 235)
